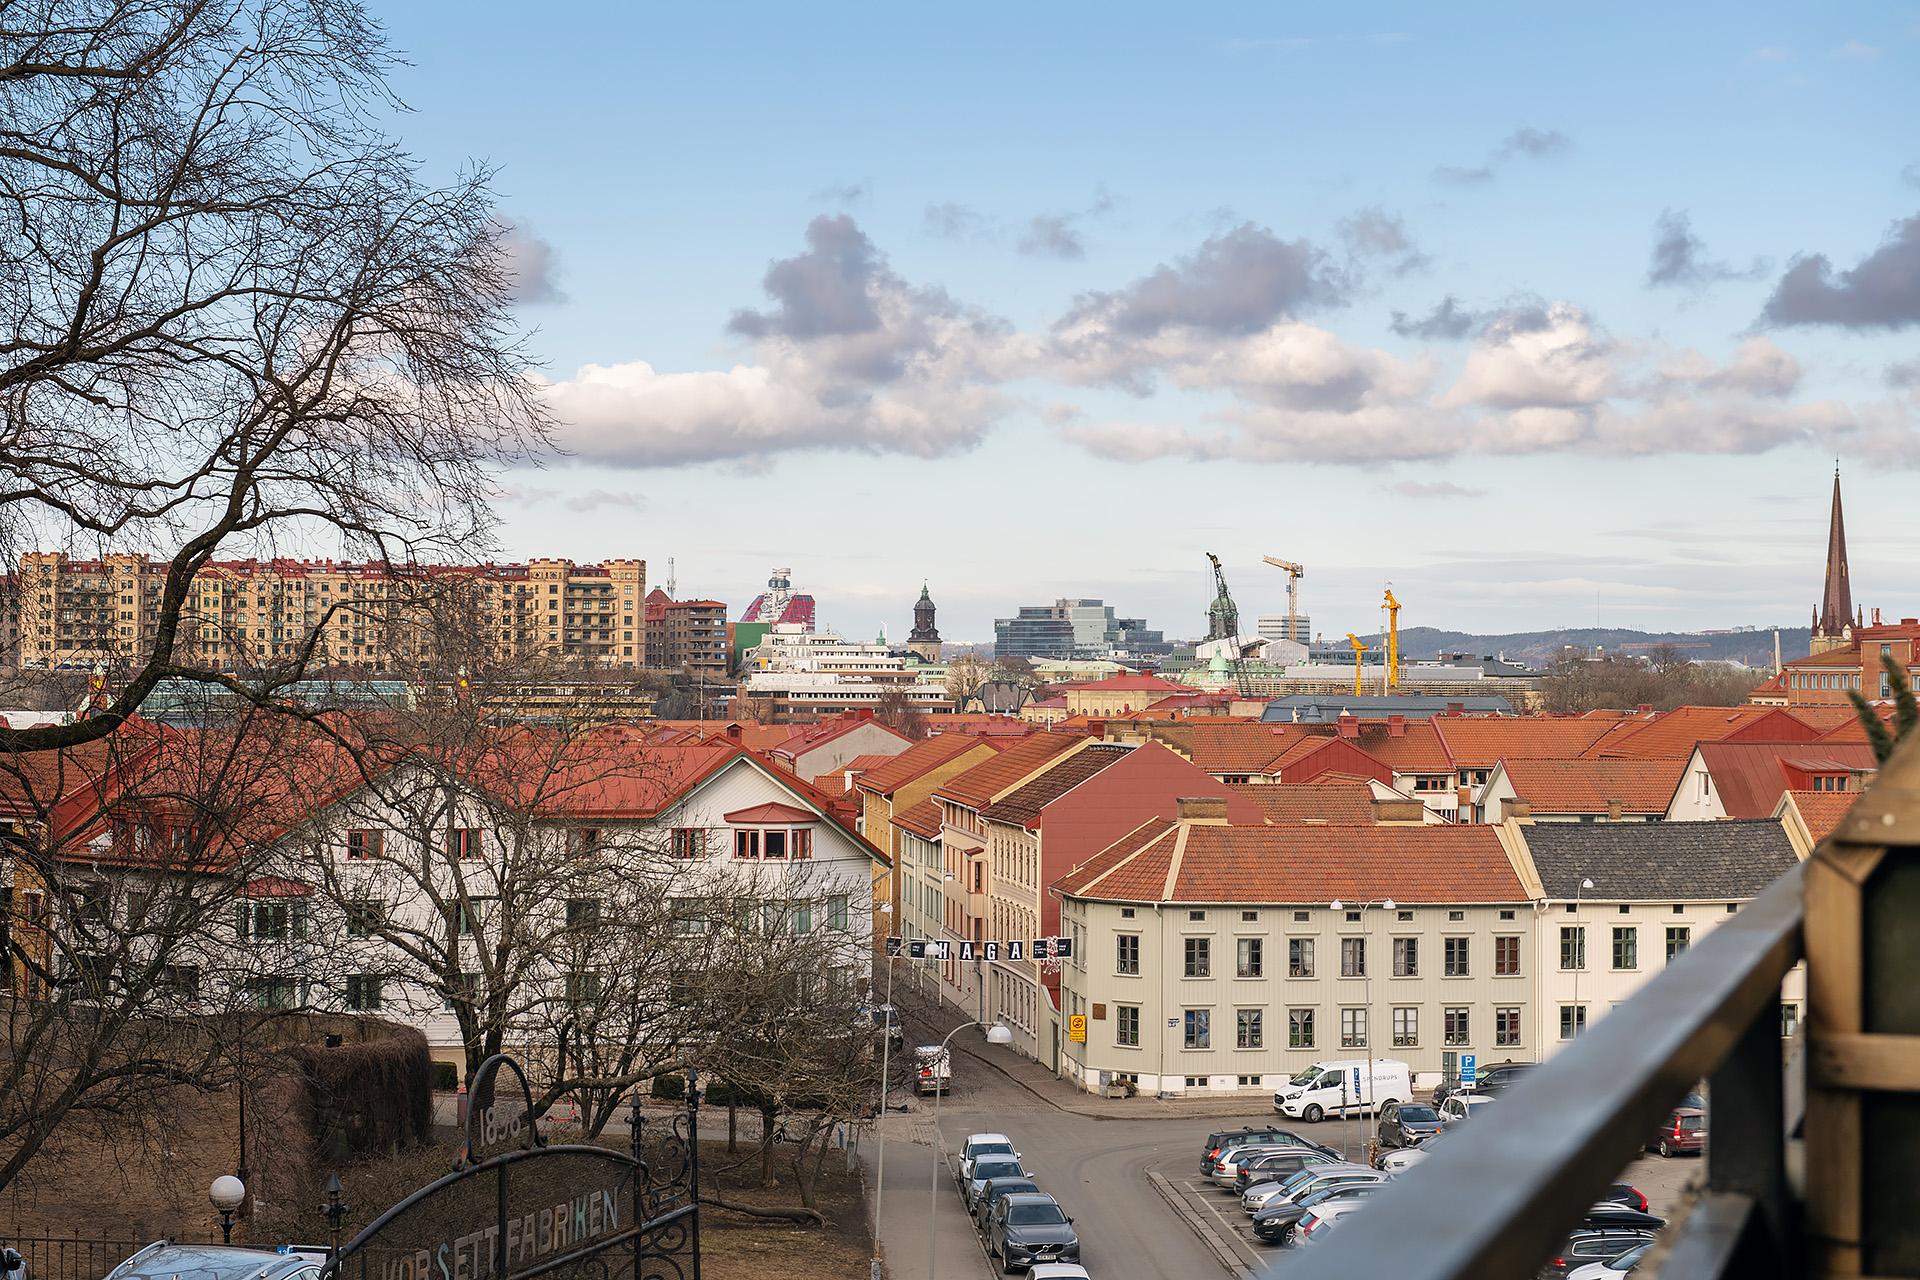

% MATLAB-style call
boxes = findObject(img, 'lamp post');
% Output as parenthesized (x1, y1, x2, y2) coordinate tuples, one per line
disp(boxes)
(870, 903, 896, 1280)
(209, 1175, 246, 1244)
(320, 1172, 350, 1259)
(929, 1021, 1013, 1280)
(1572, 877, 1594, 1039)
(1329, 896, 1394, 1161)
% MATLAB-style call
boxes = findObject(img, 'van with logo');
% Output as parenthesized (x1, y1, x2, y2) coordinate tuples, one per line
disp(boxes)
(1273, 1058, 1410, 1122)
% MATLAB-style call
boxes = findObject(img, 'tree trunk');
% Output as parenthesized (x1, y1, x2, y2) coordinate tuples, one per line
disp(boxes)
(703, 1195, 824, 1226)
(758, 1104, 778, 1187)
(728, 1099, 738, 1153)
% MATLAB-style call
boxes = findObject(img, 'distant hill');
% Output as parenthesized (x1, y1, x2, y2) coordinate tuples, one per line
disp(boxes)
(1370, 626, 1805, 670)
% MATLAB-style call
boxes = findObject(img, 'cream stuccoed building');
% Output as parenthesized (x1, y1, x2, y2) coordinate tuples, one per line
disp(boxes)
(1055, 803, 1538, 1097)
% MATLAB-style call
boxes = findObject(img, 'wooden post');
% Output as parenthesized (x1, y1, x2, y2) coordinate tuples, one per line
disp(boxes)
(1805, 736, 1920, 1276)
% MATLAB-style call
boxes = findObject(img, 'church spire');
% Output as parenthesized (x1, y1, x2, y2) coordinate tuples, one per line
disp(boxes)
(1816, 467, 1853, 638)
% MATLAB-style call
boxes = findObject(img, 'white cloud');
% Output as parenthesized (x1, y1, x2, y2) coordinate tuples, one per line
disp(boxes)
(1441, 303, 1616, 410)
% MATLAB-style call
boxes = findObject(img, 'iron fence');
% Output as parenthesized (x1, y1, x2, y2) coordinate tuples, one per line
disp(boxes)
(3, 1235, 155, 1280)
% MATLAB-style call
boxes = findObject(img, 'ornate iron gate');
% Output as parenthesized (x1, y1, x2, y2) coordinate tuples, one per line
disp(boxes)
(321, 1056, 701, 1280)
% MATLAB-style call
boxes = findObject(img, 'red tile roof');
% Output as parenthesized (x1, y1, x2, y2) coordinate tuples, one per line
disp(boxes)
(1582, 705, 1781, 760)
(1345, 719, 1454, 773)
(933, 732, 1087, 810)
(1057, 820, 1525, 904)
(854, 732, 1004, 796)
(980, 743, 1132, 828)
(1233, 781, 1378, 825)
(891, 797, 942, 839)
(722, 801, 819, 824)
(1144, 722, 1304, 773)
(1694, 740, 1878, 817)
(1780, 789, 1857, 844)
(1497, 759, 1687, 814)
(1431, 716, 1623, 767)
(772, 712, 913, 756)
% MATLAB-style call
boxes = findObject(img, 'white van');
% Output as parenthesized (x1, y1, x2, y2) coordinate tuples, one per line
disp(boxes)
(1273, 1059, 1410, 1122)
(914, 1044, 953, 1096)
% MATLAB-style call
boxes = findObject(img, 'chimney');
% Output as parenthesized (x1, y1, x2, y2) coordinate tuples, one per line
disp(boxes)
(1336, 714, 1360, 739)
(1606, 798, 1623, 822)
(1387, 714, 1406, 737)
(1445, 701, 1464, 716)
(1636, 703, 1653, 715)
(1176, 796, 1230, 824)
(1506, 800, 1533, 823)
(1372, 796, 1427, 825)
(1088, 718, 1108, 738)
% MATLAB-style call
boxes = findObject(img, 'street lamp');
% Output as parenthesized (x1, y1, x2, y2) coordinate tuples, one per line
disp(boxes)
(929, 1021, 1014, 1280)
(870, 902, 897, 1280)
(209, 1175, 246, 1244)
(320, 1172, 351, 1259)
(1572, 877, 1595, 1038)
(1329, 897, 1394, 1160)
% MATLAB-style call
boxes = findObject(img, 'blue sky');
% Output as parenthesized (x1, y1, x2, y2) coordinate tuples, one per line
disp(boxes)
(381, 3, 1919, 645)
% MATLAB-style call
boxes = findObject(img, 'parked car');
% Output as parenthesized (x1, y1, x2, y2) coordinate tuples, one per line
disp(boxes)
(987, 1192, 1081, 1274)
(1649, 1106, 1705, 1157)
(1212, 1142, 1321, 1186)
(1438, 1092, 1496, 1128)
(1199, 1127, 1321, 1175)
(1435, 1059, 1539, 1104)
(965, 1158, 1028, 1213)
(1377, 1143, 1431, 1173)
(106, 1246, 318, 1280)
(1377, 1100, 1444, 1149)
(866, 1003, 905, 1047)
(1567, 1243, 1651, 1279)
(1273, 1058, 1411, 1123)
(1544, 1212, 1668, 1278)
(1027, 1267, 1091, 1280)
(914, 1044, 952, 1096)
(959, 1133, 1020, 1184)
(1236, 1147, 1345, 1194)
(1295, 1198, 1371, 1243)
(1251, 1181, 1386, 1244)
(1596, 1184, 1649, 1214)
(975, 1177, 1041, 1228)
(1242, 1162, 1373, 1214)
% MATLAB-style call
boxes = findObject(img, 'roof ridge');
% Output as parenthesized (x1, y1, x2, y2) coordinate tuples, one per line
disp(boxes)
(1162, 820, 1192, 899)
(1078, 821, 1178, 897)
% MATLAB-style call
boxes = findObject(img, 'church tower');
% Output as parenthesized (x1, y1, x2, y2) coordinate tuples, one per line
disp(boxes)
(1811, 468, 1855, 655)
(907, 583, 942, 662)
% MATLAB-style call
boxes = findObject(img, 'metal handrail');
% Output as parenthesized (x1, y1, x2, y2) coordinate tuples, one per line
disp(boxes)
(1279, 859, 1805, 1280)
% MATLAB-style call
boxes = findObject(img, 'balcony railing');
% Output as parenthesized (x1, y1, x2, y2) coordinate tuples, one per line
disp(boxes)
(1284, 859, 1804, 1280)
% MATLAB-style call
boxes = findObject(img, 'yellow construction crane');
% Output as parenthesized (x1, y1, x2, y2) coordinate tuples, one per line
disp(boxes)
(1345, 632, 1370, 697)
(1383, 587, 1402, 690)
(1262, 556, 1305, 641)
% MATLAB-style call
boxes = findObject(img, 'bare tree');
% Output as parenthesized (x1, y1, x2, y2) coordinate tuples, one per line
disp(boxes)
(872, 687, 928, 740)
(0, 1, 549, 753)
(942, 655, 991, 706)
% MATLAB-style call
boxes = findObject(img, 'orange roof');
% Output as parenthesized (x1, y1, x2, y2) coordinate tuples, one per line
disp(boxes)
(1345, 719, 1453, 773)
(1582, 705, 1780, 760)
(1783, 647, 1869, 669)
(1780, 789, 1857, 843)
(891, 797, 942, 839)
(1694, 740, 1878, 817)
(854, 732, 1004, 796)
(1497, 759, 1686, 814)
(1144, 722, 1304, 773)
(771, 713, 912, 758)
(1432, 716, 1622, 768)
(932, 732, 1086, 810)
(1233, 781, 1378, 825)
(1057, 819, 1525, 904)
(1788, 706, 1863, 733)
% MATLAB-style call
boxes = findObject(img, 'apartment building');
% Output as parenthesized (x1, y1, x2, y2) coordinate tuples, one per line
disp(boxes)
(16, 552, 646, 672)
(1056, 811, 1535, 1095)
(652, 599, 730, 679)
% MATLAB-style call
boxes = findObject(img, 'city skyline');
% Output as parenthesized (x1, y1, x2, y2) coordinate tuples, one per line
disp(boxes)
(371, 3, 1916, 640)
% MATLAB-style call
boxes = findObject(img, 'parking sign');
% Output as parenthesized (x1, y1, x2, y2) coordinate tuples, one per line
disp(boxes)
(1462, 1054, 1477, 1086)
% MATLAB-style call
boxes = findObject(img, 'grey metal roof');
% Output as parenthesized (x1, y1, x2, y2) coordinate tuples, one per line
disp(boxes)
(1522, 819, 1799, 901)
(1260, 695, 1514, 724)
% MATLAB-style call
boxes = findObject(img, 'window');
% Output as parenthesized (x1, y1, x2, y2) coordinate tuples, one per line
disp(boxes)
(792, 829, 812, 859)
(346, 829, 383, 860)
(567, 827, 601, 855)
(452, 901, 477, 935)
(1393, 1006, 1418, 1046)
(238, 899, 308, 941)
(1559, 926, 1586, 971)
(1448, 910, 1465, 922)
(157, 964, 201, 1001)
(1116, 933, 1140, 975)
(734, 829, 760, 859)
(1340, 1007, 1368, 1048)
(1340, 936, 1366, 978)
(1293, 910, 1309, 922)
(1345, 910, 1362, 922)
(1444, 936, 1470, 977)
(345, 899, 384, 937)
(1666, 926, 1691, 961)
(566, 897, 601, 927)
(763, 830, 788, 860)
(789, 903, 813, 935)
(345, 974, 384, 1011)
(1120, 907, 1136, 919)
(247, 976, 306, 1011)
(1612, 926, 1638, 970)
(1116, 1004, 1140, 1047)
(1781, 1003, 1800, 1039)
(1236, 1008, 1264, 1049)
(1559, 1004, 1587, 1040)
(1184, 936, 1211, 978)
(1397, 909, 1414, 922)
(1444, 1006, 1469, 1045)
(1183, 1008, 1211, 1050)
(566, 971, 603, 1005)
(1494, 935, 1520, 976)
(1393, 936, 1419, 977)
(447, 828, 481, 860)
(1188, 910, 1207, 921)
(1289, 1008, 1316, 1048)
(1499, 909, 1515, 921)
(1236, 937, 1264, 978)
(828, 894, 849, 931)
(671, 828, 705, 859)
(1289, 937, 1314, 978)
(1496, 1006, 1522, 1047)
(1241, 910, 1259, 922)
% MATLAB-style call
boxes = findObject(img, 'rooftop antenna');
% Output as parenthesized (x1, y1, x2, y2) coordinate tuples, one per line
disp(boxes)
(665, 557, 677, 598)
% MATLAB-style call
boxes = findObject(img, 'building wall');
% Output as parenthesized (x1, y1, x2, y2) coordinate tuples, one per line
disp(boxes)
(786, 722, 910, 784)
(1664, 749, 1729, 821)
(1057, 896, 1537, 1095)
(859, 744, 999, 944)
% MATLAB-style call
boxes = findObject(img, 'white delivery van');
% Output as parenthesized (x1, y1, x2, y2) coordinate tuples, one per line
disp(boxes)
(914, 1044, 953, 1096)
(1273, 1058, 1410, 1122)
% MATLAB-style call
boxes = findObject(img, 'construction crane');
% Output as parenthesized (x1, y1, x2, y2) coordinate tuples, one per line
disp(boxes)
(1205, 552, 1254, 698)
(1262, 556, 1304, 642)
(1345, 633, 1370, 697)
(1383, 587, 1402, 690)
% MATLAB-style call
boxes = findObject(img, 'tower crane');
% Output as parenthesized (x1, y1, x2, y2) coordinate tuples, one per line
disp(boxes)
(1261, 556, 1305, 642)
(1205, 552, 1253, 698)
(1345, 633, 1370, 697)
(1383, 587, 1402, 690)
